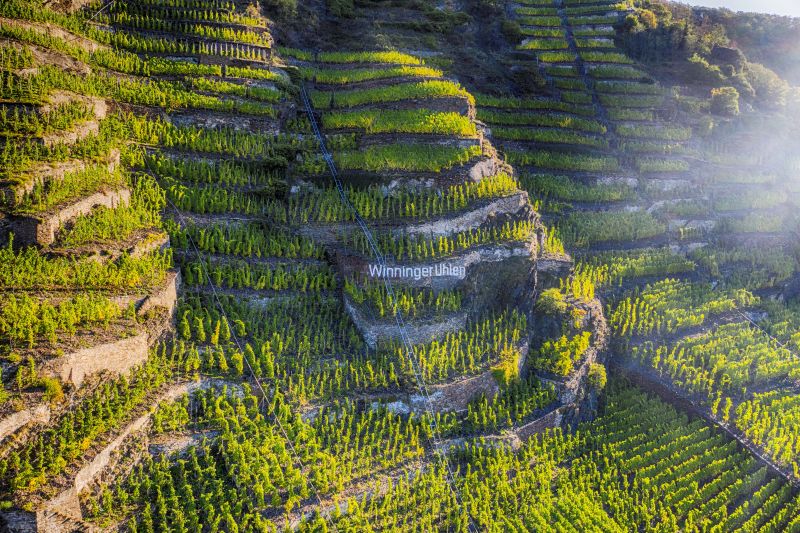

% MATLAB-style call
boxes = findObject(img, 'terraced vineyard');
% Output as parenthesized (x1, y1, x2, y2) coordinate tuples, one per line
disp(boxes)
(0, 0, 799, 530)
(490, 0, 800, 494)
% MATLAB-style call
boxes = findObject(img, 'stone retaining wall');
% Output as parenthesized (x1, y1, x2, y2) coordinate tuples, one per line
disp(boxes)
(410, 341, 528, 413)
(40, 332, 150, 388)
(514, 407, 563, 441)
(402, 192, 529, 238)
(25, 381, 207, 528)
(11, 187, 130, 246)
(0, 405, 50, 444)
(344, 296, 468, 348)
(1, 151, 120, 207)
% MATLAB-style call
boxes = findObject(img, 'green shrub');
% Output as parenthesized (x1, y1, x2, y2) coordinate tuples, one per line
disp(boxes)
(302, 65, 441, 84)
(493, 126, 608, 148)
(580, 51, 634, 64)
(507, 150, 620, 172)
(744, 62, 790, 108)
(616, 124, 691, 141)
(521, 174, 633, 202)
(518, 39, 569, 51)
(589, 65, 649, 80)
(478, 109, 606, 133)
(588, 363, 607, 390)
(41, 377, 64, 404)
(511, 66, 549, 94)
(559, 211, 667, 247)
(311, 80, 472, 108)
(635, 157, 689, 173)
(491, 346, 523, 387)
(537, 288, 568, 315)
(475, 93, 594, 116)
(562, 91, 593, 104)
(317, 50, 423, 65)
(539, 51, 575, 63)
(335, 143, 482, 172)
(534, 331, 591, 376)
(517, 16, 562, 27)
(710, 86, 740, 116)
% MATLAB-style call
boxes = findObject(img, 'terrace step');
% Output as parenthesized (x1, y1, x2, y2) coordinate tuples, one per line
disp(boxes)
(38, 91, 107, 148)
(0, 150, 121, 208)
(0, 508, 96, 533)
(0, 38, 91, 76)
(409, 343, 526, 412)
(344, 294, 469, 348)
(16, 380, 216, 530)
(10, 187, 130, 247)
(11, 270, 177, 390)
(167, 108, 282, 134)
(49, 229, 170, 261)
(399, 190, 531, 238)
(0, 17, 103, 54)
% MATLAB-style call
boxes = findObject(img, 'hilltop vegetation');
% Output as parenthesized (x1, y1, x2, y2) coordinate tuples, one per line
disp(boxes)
(621, 0, 800, 108)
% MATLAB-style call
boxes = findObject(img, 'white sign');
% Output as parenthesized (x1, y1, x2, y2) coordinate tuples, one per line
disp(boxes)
(367, 263, 466, 281)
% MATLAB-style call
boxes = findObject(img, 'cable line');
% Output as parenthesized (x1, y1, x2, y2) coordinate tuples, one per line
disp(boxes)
(300, 85, 479, 532)
(142, 157, 336, 529)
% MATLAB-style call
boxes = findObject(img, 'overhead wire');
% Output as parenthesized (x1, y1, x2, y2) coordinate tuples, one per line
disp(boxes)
(300, 84, 480, 533)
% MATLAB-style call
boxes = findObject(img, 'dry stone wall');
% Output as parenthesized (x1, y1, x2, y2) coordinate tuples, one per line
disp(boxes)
(344, 296, 468, 348)
(11, 187, 130, 247)
(40, 332, 149, 388)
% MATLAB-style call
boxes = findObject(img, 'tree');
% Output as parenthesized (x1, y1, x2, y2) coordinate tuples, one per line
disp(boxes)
(638, 10, 658, 30)
(264, 0, 297, 18)
(328, 0, 354, 17)
(710, 86, 740, 115)
(744, 62, 790, 108)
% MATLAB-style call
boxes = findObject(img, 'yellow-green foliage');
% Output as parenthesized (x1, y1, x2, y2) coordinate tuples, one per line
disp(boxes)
(560, 272, 596, 302)
(344, 279, 462, 319)
(0, 293, 125, 348)
(303, 65, 442, 84)
(588, 363, 607, 390)
(710, 87, 739, 116)
(311, 80, 474, 108)
(576, 248, 696, 288)
(322, 109, 476, 136)
(507, 149, 620, 172)
(543, 230, 566, 256)
(491, 345, 523, 387)
(335, 143, 482, 172)
(317, 50, 424, 65)
(535, 331, 592, 376)
(537, 288, 568, 315)
(558, 211, 666, 248)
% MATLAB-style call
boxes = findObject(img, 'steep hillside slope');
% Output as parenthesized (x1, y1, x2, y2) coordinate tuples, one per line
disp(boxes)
(485, 0, 800, 487)
(0, 0, 799, 530)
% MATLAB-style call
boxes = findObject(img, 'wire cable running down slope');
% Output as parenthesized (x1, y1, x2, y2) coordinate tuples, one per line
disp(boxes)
(300, 84, 479, 532)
